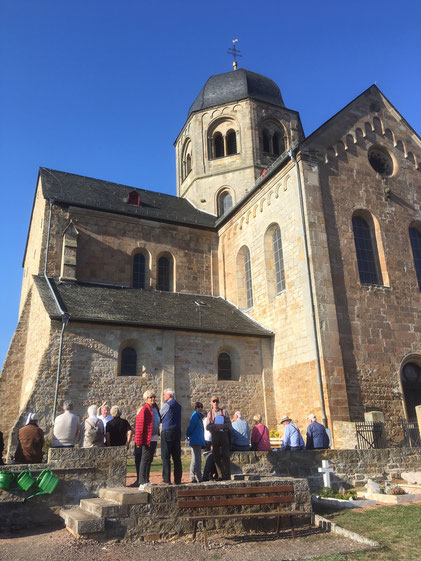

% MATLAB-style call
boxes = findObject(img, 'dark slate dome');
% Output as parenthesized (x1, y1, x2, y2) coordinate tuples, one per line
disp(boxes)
(188, 68, 284, 117)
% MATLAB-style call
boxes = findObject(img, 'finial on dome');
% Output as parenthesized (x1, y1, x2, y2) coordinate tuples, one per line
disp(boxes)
(227, 38, 242, 71)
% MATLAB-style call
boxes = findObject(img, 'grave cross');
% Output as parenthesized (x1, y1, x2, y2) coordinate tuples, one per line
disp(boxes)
(318, 459, 334, 488)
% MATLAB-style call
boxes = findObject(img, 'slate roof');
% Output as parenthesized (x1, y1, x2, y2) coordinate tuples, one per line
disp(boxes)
(188, 68, 285, 117)
(34, 277, 273, 338)
(39, 168, 217, 229)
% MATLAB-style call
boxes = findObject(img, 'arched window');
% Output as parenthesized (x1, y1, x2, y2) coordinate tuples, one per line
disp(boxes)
(244, 249, 253, 309)
(226, 129, 237, 155)
(218, 190, 233, 216)
(181, 139, 192, 182)
(121, 347, 137, 376)
(213, 132, 224, 158)
(409, 227, 421, 290)
(133, 253, 146, 289)
(218, 352, 231, 380)
(157, 256, 172, 291)
(401, 362, 421, 421)
(262, 130, 270, 153)
(352, 215, 380, 285)
(272, 227, 285, 293)
(186, 154, 192, 175)
(272, 132, 285, 155)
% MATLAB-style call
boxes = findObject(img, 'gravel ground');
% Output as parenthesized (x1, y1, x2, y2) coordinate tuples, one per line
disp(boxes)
(0, 527, 374, 561)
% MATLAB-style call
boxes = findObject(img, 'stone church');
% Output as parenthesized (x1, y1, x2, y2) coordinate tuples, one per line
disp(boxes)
(1, 67, 421, 455)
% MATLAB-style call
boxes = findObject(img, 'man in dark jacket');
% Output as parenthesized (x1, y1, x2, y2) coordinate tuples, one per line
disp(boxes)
(160, 388, 182, 484)
(15, 413, 44, 463)
(306, 414, 330, 450)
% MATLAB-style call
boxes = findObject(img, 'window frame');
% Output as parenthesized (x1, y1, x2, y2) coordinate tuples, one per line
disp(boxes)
(120, 347, 137, 376)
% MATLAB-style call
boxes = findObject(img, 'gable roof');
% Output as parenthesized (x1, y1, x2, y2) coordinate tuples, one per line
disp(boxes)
(39, 168, 217, 229)
(302, 85, 421, 150)
(33, 276, 273, 338)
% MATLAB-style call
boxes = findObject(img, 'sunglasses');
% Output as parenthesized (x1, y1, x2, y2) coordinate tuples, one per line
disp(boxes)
(148, 395, 156, 399)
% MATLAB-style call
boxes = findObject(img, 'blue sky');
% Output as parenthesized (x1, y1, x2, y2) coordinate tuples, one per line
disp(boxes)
(0, 0, 420, 366)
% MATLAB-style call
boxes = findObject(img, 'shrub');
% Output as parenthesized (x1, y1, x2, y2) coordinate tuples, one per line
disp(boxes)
(389, 486, 406, 495)
(269, 429, 280, 438)
(319, 487, 336, 498)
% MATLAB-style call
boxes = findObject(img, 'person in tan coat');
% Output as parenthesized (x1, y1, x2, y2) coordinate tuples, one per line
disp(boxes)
(15, 413, 44, 463)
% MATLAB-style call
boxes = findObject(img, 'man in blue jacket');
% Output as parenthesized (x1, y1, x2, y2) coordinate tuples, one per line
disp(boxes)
(306, 414, 330, 450)
(160, 388, 182, 484)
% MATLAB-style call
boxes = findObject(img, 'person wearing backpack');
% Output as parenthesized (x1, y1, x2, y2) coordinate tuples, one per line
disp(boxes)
(80, 405, 105, 448)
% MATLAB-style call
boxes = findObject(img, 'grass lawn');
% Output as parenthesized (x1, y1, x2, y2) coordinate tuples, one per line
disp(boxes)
(127, 456, 191, 473)
(306, 504, 421, 561)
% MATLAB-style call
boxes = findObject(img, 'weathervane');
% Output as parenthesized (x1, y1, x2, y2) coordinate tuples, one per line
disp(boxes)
(227, 39, 242, 70)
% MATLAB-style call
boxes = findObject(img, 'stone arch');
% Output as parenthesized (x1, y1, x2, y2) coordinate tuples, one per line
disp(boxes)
(207, 116, 240, 160)
(396, 139, 405, 155)
(236, 245, 253, 310)
(216, 344, 241, 381)
(355, 128, 365, 145)
(399, 355, 421, 421)
(384, 128, 394, 144)
(131, 247, 151, 289)
(373, 116, 383, 134)
(260, 118, 287, 155)
(118, 338, 148, 378)
(215, 186, 234, 216)
(352, 209, 389, 286)
(156, 250, 175, 292)
(264, 222, 286, 298)
(406, 151, 416, 166)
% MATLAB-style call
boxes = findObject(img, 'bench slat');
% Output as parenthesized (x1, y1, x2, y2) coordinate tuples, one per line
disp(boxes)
(178, 495, 295, 508)
(186, 510, 307, 520)
(177, 485, 294, 498)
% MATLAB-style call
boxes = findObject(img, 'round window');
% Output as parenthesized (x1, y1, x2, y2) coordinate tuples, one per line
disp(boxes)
(368, 145, 394, 176)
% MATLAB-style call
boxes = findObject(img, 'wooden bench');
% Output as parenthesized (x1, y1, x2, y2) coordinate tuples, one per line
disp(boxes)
(178, 484, 309, 548)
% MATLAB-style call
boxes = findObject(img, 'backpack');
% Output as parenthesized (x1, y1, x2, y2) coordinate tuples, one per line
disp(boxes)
(85, 418, 101, 445)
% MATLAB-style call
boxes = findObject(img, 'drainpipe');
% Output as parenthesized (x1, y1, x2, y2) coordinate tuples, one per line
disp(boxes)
(44, 199, 70, 424)
(289, 149, 328, 428)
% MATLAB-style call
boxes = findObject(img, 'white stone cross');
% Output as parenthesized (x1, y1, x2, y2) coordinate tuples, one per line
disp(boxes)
(318, 459, 334, 488)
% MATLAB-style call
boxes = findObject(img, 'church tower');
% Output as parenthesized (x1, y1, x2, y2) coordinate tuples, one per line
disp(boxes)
(175, 68, 304, 216)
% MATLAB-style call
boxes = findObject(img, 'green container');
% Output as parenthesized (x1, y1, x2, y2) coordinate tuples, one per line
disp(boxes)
(17, 470, 36, 491)
(0, 471, 15, 490)
(36, 469, 59, 494)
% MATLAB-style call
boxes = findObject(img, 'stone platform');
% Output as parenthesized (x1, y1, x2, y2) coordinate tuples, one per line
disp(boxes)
(60, 477, 311, 541)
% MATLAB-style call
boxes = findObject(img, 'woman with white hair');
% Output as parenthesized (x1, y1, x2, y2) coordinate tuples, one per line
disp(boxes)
(15, 413, 45, 463)
(134, 390, 160, 488)
(105, 406, 132, 447)
(79, 405, 105, 448)
(250, 414, 271, 451)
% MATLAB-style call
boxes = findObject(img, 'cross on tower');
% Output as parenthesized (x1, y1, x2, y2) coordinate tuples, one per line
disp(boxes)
(318, 459, 334, 488)
(227, 39, 242, 70)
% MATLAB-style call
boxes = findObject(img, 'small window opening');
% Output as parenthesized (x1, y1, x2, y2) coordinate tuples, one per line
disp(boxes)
(157, 257, 171, 291)
(121, 347, 137, 376)
(128, 191, 141, 206)
(219, 191, 233, 216)
(133, 253, 146, 289)
(218, 352, 232, 380)
(213, 132, 225, 158)
(262, 130, 270, 153)
(226, 130, 237, 155)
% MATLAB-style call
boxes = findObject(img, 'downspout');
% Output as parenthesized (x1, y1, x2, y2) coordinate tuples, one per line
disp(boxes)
(289, 149, 328, 427)
(44, 199, 70, 424)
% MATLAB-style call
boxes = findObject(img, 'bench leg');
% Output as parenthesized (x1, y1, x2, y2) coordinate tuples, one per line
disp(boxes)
(192, 520, 198, 542)
(290, 516, 295, 539)
(203, 520, 209, 549)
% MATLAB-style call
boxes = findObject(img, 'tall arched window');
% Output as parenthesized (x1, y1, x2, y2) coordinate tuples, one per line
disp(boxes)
(409, 227, 421, 290)
(262, 130, 270, 153)
(218, 190, 233, 216)
(352, 215, 380, 285)
(213, 132, 224, 158)
(401, 362, 421, 421)
(157, 255, 173, 291)
(121, 347, 137, 376)
(226, 130, 237, 155)
(181, 139, 192, 182)
(272, 227, 285, 293)
(218, 352, 232, 380)
(244, 249, 253, 309)
(186, 154, 192, 176)
(133, 253, 146, 289)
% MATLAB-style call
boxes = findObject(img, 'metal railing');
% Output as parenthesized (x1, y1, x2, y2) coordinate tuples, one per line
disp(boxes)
(401, 418, 421, 447)
(355, 422, 388, 449)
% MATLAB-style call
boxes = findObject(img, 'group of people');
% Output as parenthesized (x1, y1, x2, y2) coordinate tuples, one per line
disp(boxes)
(3, 391, 330, 484)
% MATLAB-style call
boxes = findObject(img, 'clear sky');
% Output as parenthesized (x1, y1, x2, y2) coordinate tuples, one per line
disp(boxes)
(0, 0, 420, 366)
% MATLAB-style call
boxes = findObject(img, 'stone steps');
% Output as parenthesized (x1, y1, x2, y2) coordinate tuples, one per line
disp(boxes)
(60, 487, 149, 538)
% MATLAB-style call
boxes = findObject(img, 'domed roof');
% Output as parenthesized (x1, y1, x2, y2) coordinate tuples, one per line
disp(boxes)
(188, 68, 284, 117)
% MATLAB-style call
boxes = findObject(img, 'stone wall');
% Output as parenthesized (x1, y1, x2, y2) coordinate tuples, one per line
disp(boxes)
(230, 447, 421, 491)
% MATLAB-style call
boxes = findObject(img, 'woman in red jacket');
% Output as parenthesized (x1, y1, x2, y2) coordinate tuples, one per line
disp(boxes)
(135, 389, 160, 488)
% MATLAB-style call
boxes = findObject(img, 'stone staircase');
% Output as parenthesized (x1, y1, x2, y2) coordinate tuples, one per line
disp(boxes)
(60, 487, 149, 539)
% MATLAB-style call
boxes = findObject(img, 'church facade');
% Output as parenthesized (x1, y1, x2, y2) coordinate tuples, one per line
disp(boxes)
(1, 68, 421, 454)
